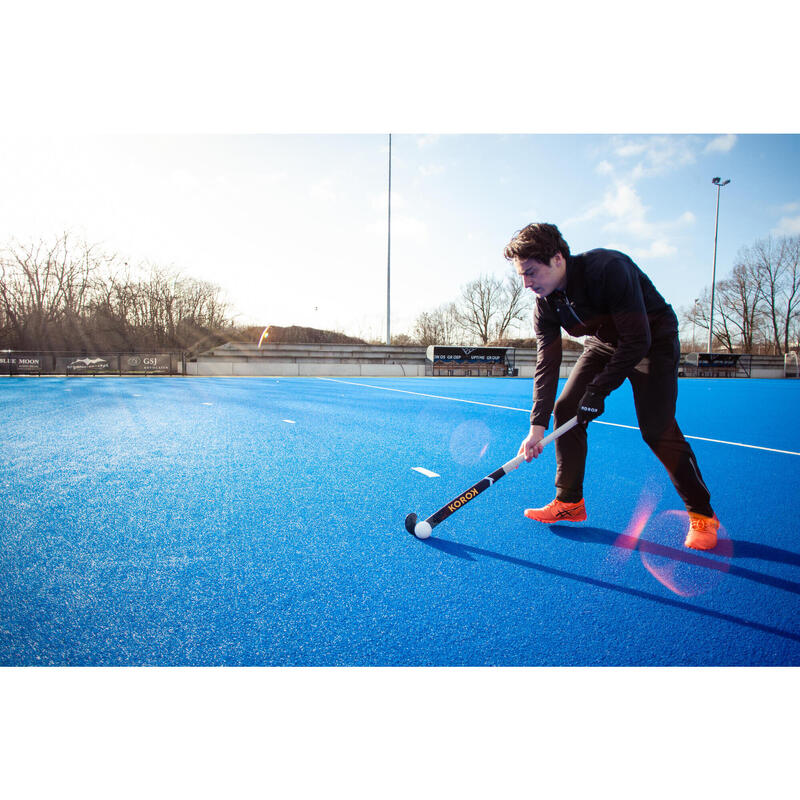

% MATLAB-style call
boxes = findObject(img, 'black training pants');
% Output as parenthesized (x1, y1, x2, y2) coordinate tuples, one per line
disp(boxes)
(551, 335, 714, 517)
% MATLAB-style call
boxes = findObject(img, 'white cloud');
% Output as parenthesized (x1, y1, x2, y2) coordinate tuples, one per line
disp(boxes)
(773, 215, 800, 235)
(610, 135, 698, 179)
(415, 135, 440, 148)
(595, 160, 614, 176)
(419, 163, 445, 178)
(566, 179, 693, 260)
(309, 178, 339, 203)
(565, 137, 703, 266)
(567, 182, 648, 229)
(705, 134, 738, 154)
(602, 182, 646, 222)
(627, 239, 678, 259)
(614, 142, 648, 158)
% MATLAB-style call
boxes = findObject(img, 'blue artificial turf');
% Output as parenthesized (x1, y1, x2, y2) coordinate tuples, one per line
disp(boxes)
(1, 375, 798, 666)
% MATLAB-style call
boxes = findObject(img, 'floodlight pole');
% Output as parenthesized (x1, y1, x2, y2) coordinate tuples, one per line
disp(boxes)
(707, 177, 730, 353)
(386, 133, 392, 346)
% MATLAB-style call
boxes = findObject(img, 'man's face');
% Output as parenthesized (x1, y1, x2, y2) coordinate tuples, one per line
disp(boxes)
(515, 253, 567, 298)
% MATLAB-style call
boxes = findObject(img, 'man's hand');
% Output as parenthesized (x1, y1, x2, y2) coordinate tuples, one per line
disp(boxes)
(518, 425, 546, 462)
(577, 387, 605, 427)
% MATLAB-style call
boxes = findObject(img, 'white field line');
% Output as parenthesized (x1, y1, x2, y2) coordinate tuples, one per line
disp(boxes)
(412, 467, 440, 478)
(317, 377, 530, 413)
(317, 376, 800, 457)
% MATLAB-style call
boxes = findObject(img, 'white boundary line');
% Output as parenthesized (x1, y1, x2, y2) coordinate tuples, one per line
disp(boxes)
(317, 376, 800, 457)
(678, 433, 800, 456)
(317, 376, 530, 412)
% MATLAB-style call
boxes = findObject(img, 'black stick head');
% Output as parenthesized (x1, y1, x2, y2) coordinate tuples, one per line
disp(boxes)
(404, 513, 418, 535)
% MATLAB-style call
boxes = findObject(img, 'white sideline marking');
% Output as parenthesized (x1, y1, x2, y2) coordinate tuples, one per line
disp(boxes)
(317, 376, 800, 457)
(316, 377, 529, 413)
(592, 421, 800, 455)
(412, 467, 440, 478)
(283, 419, 296, 424)
(679, 434, 800, 456)
(202, 402, 213, 406)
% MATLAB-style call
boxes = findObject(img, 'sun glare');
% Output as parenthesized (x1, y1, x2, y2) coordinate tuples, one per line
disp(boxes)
(638, 510, 733, 598)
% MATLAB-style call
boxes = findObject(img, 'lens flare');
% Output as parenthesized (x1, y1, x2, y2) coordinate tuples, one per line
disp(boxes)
(619, 494, 658, 548)
(449, 420, 492, 466)
(607, 490, 660, 567)
(638, 510, 733, 598)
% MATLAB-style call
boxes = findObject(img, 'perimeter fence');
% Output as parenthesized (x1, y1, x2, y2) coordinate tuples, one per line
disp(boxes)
(0, 351, 184, 376)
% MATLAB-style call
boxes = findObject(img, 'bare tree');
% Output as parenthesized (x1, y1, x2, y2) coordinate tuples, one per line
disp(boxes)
(777, 235, 800, 353)
(790, 304, 800, 351)
(492, 271, 531, 342)
(680, 288, 730, 352)
(679, 298, 704, 352)
(454, 270, 530, 345)
(747, 235, 800, 354)
(454, 275, 500, 344)
(0, 233, 110, 349)
(681, 234, 800, 355)
(412, 311, 440, 346)
(412, 302, 461, 346)
(714, 261, 765, 352)
(0, 233, 232, 352)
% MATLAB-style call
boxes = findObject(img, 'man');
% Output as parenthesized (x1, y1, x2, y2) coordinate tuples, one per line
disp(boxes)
(505, 223, 719, 550)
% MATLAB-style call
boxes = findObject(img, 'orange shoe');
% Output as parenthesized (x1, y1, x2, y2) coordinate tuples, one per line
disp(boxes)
(684, 513, 720, 550)
(524, 498, 587, 523)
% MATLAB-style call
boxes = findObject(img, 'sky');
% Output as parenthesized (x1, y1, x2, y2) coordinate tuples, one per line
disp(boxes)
(2, 133, 799, 340)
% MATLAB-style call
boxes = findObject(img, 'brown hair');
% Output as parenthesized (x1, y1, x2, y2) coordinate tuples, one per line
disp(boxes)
(503, 223, 570, 263)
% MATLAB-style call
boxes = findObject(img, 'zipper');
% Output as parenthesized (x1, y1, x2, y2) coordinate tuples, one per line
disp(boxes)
(552, 291, 584, 327)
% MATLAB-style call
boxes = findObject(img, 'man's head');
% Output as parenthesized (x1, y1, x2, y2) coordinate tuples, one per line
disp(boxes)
(504, 223, 570, 298)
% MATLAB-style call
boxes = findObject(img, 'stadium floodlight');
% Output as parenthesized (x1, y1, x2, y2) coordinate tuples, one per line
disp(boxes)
(707, 176, 731, 353)
(386, 133, 392, 346)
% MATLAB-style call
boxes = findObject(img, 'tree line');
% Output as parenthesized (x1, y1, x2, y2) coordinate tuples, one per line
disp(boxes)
(409, 271, 534, 347)
(0, 234, 233, 354)
(408, 234, 800, 355)
(3, 231, 797, 356)
(681, 234, 800, 355)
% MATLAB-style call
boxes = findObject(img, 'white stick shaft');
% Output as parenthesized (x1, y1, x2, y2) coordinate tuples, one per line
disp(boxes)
(500, 416, 579, 474)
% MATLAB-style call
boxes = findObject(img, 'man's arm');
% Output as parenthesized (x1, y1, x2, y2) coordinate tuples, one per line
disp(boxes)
(530, 301, 562, 429)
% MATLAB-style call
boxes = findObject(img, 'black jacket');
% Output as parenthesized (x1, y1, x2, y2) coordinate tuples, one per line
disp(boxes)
(531, 248, 678, 428)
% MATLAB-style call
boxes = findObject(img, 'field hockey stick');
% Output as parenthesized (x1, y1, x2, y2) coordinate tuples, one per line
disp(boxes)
(404, 416, 579, 538)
